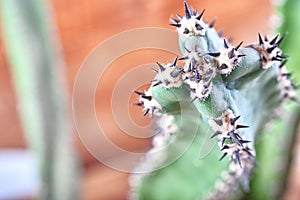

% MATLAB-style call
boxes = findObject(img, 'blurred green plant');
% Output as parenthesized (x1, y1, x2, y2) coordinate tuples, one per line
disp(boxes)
(129, 1, 299, 199)
(245, 0, 300, 199)
(1, 0, 79, 199)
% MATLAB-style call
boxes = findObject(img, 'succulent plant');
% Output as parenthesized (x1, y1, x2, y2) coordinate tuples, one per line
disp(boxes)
(129, 1, 298, 200)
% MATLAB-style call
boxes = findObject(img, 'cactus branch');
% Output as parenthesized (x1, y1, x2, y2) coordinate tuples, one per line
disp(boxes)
(129, 1, 298, 199)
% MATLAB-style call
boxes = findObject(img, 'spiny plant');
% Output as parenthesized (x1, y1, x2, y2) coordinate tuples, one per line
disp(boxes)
(129, 1, 298, 200)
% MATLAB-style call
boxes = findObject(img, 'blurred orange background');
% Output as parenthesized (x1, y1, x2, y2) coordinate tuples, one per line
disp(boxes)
(1, 0, 299, 199)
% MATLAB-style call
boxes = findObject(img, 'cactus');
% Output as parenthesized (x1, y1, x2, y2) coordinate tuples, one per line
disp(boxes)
(1, 0, 79, 199)
(244, 0, 300, 199)
(129, 1, 298, 200)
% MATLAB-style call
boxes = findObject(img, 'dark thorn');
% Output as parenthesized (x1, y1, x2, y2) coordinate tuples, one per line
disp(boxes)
(183, 28, 190, 34)
(243, 148, 254, 158)
(176, 13, 183, 19)
(172, 56, 178, 66)
(234, 151, 242, 168)
(218, 29, 224, 37)
(151, 108, 155, 116)
(228, 130, 243, 146)
(171, 17, 180, 24)
(221, 138, 226, 146)
(170, 23, 181, 28)
(235, 41, 243, 50)
(265, 35, 269, 42)
(209, 18, 216, 28)
(195, 70, 201, 83)
(238, 54, 246, 58)
(272, 57, 282, 61)
(230, 115, 241, 125)
(184, 47, 191, 53)
(188, 63, 192, 71)
(188, 87, 195, 92)
(282, 73, 291, 78)
(142, 95, 152, 101)
(228, 49, 235, 59)
(196, 9, 205, 20)
(179, 56, 188, 60)
(170, 69, 183, 78)
(151, 67, 158, 73)
(218, 63, 228, 70)
(276, 32, 287, 46)
(201, 88, 209, 95)
(224, 39, 229, 49)
(258, 32, 264, 45)
(156, 62, 165, 71)
(270, 34, 279, 45)
(236, 124, 250, 129)
(152, 81, 162, 87)
(262, 55, 268, 62)
(190, 96, 198, 103)
(200, 97, 206, 102)
(267, 45, 277, 54)
(144, 108, 150, 116)
(204, 80, 212, 88)
(195, 23, 204, 30)
(213, 118, 223, 126)
(235, 133, 243, 140)
(207, 52, 221, 57)
(221, 145, 229, 151)
(211, 131, 222, 139)
(219, 153, 228, 161)
(134, 90, 144, 95)
(285, 86, 292, 91)
(277, 54, 288, 59)
(184, 1, 192, 19)
(133, 102, 143, 106)
(192, 7, 198, 16)
(164, 79, 170, 85)
(241, 140, 251, 144)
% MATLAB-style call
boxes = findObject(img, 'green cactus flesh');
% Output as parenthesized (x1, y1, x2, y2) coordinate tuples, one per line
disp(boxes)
(129, 2, 297, 200)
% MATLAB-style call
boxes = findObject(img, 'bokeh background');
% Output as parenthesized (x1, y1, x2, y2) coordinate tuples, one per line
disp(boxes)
(0, 0, 299, 199)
